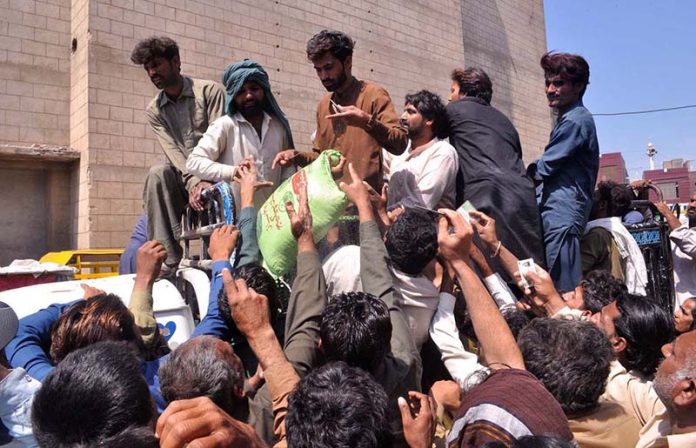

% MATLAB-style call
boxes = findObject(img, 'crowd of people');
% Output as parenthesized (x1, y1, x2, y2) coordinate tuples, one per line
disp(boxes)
(1, 29, 696, 448)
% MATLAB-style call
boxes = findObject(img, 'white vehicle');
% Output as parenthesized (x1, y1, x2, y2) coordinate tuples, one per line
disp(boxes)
(0, 268, 212, 350)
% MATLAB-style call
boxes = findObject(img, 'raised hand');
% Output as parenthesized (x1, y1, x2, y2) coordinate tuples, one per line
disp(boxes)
(398, 391, 436, 448)
(285, 178, 313, 243)
(135, 240, 168, 284)
(234, 163, 273, 208)
(208, 225, 240, 262)
(326, 104, 371, 128)
(436, 209, 474, 265)
(271, 149, 300, 170)
(222, 270, 271, 339)
(468, 210, 498, 248)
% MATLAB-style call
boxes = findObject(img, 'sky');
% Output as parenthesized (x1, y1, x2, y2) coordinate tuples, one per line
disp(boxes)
(544, 0, 696, 179)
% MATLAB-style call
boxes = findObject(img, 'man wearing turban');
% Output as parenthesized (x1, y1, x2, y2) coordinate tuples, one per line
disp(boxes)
(187, 59, 295, 210)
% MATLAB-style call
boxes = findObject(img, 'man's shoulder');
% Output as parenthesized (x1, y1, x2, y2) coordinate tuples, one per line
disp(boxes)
(561, 103, 596, 129)
(146, 94, 162, 116)
(190, 77, 225, 96)
(360, 79, 391, 98)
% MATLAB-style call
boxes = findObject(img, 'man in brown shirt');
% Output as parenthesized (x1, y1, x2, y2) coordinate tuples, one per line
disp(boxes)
(272, 30, 407, 189)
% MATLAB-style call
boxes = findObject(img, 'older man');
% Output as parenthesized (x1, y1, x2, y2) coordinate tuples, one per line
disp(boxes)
(527, 52, 599, 292)
(637, 330, 696, 447)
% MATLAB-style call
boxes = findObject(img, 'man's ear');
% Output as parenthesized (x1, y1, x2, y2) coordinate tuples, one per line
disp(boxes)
(317, 337, 323, 353)
(343, 55, 352, 73)
(674, 379, 696, 408)
(612, 336, 627, 354)
(172, 55, 181, 73)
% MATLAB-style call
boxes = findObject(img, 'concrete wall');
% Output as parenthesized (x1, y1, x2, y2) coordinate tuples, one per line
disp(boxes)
(1, 0, 551, 252)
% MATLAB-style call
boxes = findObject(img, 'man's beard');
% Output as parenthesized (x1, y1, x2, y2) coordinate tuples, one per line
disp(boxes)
(406, 123, 425, 140)
(239, 101, 264, 118)
(322, 70, 348, 92)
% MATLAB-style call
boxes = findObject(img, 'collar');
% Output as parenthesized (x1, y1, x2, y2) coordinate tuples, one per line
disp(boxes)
(333, 76, 361, 101)
(406, 138, 439, 160)
(456, 96, 489, 107)
(558, 99, 584, 119)
(158, 76, 194, 108)
(233, 111, 272, 126)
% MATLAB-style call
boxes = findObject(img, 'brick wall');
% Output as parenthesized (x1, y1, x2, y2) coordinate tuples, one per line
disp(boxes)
(2, 0, 551, 250)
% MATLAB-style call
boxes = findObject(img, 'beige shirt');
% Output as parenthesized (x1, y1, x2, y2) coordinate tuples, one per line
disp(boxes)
(186, 112, 294, 209)
(387, 138, 458, 210)
(602, 361, 665, 427)
(637, 410, 696, 448)
(146, 76, 226, 191)
(568, 400, 641, 448)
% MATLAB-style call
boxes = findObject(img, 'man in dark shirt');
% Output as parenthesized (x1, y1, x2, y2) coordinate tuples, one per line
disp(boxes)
(447, 67, 545, 272)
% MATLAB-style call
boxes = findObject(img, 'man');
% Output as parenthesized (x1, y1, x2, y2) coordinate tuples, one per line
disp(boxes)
(527, 52, 599, 292)
(518, 318, 641, 447)
(131, 37, 226, 274)
(437, 211, 574, 447)
(31, 341, 158, 447)
(387, 90, 458, 209)
(447, 67, 545, 272)
(582, 181, 648, 295)
(637, 330, 696, 447)
(592, 293, 674, 379)
(656, 195, 696, 306)
(674, 298, 695, 334)
(187, 59, 295, 210)
(273, 30, 407, 189)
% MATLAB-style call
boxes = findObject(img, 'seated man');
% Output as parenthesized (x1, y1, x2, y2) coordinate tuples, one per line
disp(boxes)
(131, 37, 225, 274)
(518, 318, 641, 447)
(638, 329, 696, 447)
(387, 90, 458, 209)
(31, 341, 158, 447)
(187, 59, 295, 211)
(582, 180, 648, 295)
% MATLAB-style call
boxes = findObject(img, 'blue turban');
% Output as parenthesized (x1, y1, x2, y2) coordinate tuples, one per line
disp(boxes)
(222, 59, 294, 149)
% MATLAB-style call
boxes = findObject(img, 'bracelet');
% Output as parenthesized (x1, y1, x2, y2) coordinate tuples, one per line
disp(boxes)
(491, 241, 502, 258)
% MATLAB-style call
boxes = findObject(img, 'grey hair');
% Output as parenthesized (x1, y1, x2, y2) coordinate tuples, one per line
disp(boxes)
(158, 336, 243, 415)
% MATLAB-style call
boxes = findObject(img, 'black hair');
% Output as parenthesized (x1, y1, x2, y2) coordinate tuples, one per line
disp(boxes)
(483, 435, 576, 448)
(32, 341, 154, 447)
(320, 291, 391, 373)
(518, 318, 613, 415)
(286, 361, 392, 448)
(130, 36, 179, 65)
(540, 51, 591, 97)
(385, 208, 438, 275)
(158, 336, 244, 416)
(581, 270, 628, 314)
(450, 67, 493, 104)
(501, 306, 533, 340)
(95, 427, 159, 448)
(306, 30, 355, 61)
(404, 90, 449, 139)
(594, 181, 633, 218)
(218, 263, 279, 331)
(615, 294, 675, 377)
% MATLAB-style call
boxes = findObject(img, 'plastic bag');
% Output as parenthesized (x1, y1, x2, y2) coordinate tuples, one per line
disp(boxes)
(257, 150, 348, 277)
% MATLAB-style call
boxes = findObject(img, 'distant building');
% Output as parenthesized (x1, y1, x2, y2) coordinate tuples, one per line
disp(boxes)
(643, 158, 694, 204)
(598, 152, 628, 185)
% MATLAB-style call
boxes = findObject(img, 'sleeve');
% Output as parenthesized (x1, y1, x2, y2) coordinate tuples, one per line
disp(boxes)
(483, 273, 517, 308)
(283, 251, 326, 376)
(429, 293, 487, 391)
(359, 220, 418, 363)
(146, 108, 200, 192)
(237, 207, 260, 267)
(670, 225, 696, 258)
(128, 290, 158, 349)
(186, 118, 237, 182)
(266, 361, 300, 448)
(4, 301, 78, 381)
(364, 87, 408, 156)
(192, 261, 232, 339)
(534, 119, 586, 180)
(417, 147, 459, 209)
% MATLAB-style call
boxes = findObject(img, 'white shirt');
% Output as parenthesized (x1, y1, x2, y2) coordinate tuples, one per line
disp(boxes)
(670, 225, 696, 306)
(387, 138, 458, 210)
(186, 112, 294, 209)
